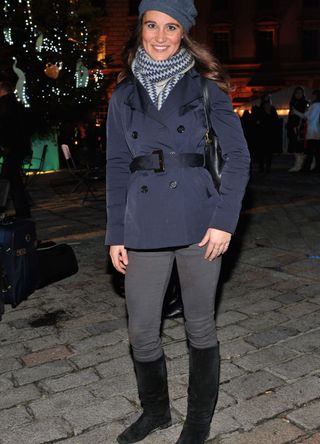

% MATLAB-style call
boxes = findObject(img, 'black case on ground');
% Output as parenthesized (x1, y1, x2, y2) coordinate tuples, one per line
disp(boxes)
(36, 243, 79, 289)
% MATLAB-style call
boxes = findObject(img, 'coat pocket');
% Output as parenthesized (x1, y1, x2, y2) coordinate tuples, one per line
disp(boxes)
(191, 167, 217, 199)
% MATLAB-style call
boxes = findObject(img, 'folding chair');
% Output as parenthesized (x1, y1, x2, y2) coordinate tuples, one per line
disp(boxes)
(24, 144, 48, 187)
(60, 144, 103, 204)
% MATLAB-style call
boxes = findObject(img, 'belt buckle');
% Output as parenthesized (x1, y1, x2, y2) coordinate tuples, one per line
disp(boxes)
(152, 149, 165, 173)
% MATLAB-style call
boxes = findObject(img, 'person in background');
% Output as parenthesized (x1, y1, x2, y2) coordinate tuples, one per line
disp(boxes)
(0, 81, 32, 218)
(287, 86, 309, 172)
(76, 113, 100, 168)
(252, 94, 281, 173)
(293, 89, 320, 173)
(106, 1, 250, 443)
(241, 110, 255, 165)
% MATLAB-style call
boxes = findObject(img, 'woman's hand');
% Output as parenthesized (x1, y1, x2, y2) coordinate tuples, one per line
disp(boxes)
(292, 108, 305, 119)
(198, 228, 231, 261)
(109, 245, 128, 274)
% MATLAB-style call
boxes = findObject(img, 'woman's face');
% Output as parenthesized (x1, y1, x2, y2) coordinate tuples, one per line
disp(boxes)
(295, 89, 303, 100)
(142, 10, 184, 61)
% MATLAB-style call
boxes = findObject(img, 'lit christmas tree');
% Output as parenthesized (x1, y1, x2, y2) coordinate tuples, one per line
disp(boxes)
(0, 0, 108, 132)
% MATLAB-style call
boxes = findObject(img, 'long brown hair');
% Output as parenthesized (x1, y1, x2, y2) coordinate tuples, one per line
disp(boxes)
(118, 18, 231, 94)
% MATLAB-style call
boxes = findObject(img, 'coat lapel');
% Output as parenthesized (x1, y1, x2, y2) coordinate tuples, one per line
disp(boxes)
(124, 69, 203, 127)
(160, 69, 202, 119)
(124, 77, 167, 127)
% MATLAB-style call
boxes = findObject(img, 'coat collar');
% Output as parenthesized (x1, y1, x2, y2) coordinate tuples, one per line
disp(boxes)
(124, 68, 203, 126)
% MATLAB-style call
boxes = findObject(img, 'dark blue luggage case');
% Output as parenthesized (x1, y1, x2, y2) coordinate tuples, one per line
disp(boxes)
(0, 218, 38, 307)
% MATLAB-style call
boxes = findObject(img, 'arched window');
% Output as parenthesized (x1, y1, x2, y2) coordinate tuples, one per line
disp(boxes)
(256, 0, 275, 10)
(213, 0, 229, 11)
(302, 29, 320, 60)
(256, 30, 274, 61)
(213, 32, 231, 62)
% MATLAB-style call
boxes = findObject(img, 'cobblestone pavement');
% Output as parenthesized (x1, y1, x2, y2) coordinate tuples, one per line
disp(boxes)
(0, 158, 320, 444)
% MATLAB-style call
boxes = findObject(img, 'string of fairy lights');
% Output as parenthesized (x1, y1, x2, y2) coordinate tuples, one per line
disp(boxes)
(3, 0, 15, 45)
(2, 0, 105, 107)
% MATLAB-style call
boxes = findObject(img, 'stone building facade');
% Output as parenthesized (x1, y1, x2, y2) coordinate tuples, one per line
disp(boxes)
(100, 0, 320, 107)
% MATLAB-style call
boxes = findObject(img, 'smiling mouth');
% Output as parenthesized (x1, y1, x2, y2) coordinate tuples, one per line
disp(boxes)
(153, 46, 169, 51)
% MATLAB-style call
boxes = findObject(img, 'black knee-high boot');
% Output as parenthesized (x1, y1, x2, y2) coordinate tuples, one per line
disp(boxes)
(117, 354, 172, 444)
(176, 344, 220, 444)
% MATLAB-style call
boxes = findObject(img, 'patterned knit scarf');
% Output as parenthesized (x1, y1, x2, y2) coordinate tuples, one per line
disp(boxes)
(132, 46, 194, 109)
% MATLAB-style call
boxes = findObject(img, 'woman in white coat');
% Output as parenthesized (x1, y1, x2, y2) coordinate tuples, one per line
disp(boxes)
(293, 89, 320, 172)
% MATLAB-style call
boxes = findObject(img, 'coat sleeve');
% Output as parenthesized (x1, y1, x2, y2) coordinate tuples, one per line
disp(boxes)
(105, 87, 132, 245)
(207, 81, 251, 234)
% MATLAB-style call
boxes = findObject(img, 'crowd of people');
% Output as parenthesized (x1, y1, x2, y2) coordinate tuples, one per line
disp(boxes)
(241, 94, 282, 173)
(241, 87, 320, 174)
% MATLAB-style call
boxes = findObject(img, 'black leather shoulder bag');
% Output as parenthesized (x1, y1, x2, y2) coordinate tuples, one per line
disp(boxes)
(201, 77, 225, 192)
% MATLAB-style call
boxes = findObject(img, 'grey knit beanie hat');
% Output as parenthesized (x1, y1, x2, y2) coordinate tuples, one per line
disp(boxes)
(139, 0, 198, 33)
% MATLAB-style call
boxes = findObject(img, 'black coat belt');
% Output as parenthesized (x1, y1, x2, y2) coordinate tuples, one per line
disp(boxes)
(129, 150, 204, 173)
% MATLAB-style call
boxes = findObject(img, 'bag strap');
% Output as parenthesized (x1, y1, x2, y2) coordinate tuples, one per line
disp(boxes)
(201, 77, 211, 132)
(201, 77, 217, 142)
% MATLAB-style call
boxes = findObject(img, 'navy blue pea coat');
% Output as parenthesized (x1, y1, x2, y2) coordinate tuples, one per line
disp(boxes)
(106, 68, 250, 249)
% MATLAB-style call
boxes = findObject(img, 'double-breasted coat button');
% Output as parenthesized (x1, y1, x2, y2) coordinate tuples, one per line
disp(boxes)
(169, 181, 177, 189)
(177, 125, 185, 133)
(140, 185, 148, 193)
(132, 131, 138, 139)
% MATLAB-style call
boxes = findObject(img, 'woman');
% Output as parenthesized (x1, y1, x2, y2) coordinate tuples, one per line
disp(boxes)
(287, 86, 309, 172)
(106, 1, 250, 443)
(293, 89, 320, 173)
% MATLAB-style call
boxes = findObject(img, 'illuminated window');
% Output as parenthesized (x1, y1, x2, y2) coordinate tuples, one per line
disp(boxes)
(303, 0, 320, 7)
(213, 0, 229, 11)
(213, 32, 230, 62)
(129, 0, 139, 16)
(256, 0, 274, 10)
(302, 30, 320, 60)
(256, 30, 273, 61)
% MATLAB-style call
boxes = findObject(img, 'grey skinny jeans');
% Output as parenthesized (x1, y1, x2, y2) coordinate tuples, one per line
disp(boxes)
(125, 244, 222, 362)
